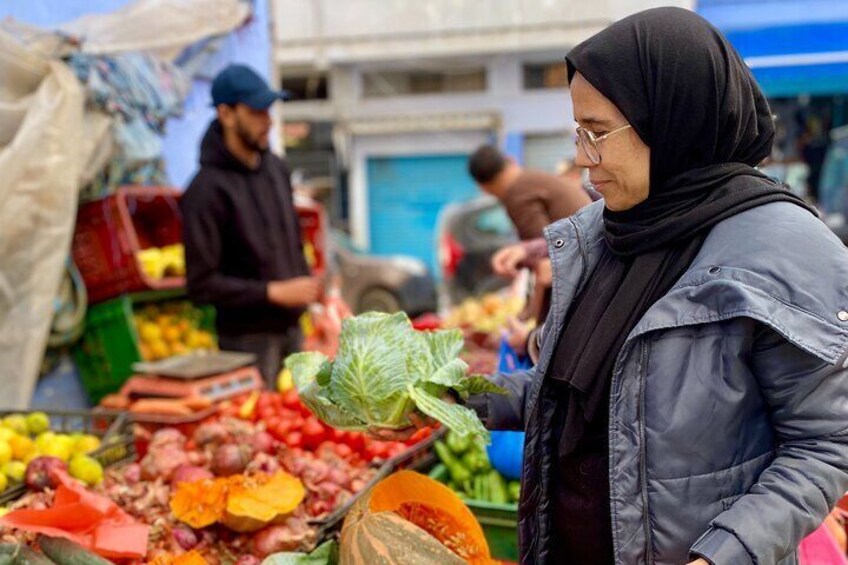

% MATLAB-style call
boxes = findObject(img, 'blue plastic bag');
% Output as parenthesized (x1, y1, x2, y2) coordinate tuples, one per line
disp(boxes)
(487, 337, 529, 481)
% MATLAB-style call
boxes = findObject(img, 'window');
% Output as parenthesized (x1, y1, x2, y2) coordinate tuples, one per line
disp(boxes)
(281, 74, 329, 101)
(523, 62, 568, 90)
(362, 68, 486, 98)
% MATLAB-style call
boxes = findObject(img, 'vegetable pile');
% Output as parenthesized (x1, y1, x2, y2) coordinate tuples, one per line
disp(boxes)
(286, 312, 506, 444)
(429, 431, 520, 505)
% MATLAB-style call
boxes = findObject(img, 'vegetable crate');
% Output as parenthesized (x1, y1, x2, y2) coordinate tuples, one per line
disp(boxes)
(0, 410, 135, 505)
(72, 186, 185, 305)
(412, 447, 519, 562)
(72, 290, 215, 404)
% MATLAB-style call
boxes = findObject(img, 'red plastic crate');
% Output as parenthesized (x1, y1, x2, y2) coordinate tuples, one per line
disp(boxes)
(295, 196, 328, 277)
(72, 187, 184, 304)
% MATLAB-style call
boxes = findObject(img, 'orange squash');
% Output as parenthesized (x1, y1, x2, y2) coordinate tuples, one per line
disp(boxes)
(169, 477, 229, 528)
(340, 470, 494, 565)
(222, 471, 306, 533)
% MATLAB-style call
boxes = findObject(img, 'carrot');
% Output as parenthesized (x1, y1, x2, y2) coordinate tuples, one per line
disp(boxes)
(100, 394, 131, 410)
(182, 397, 213, 411)
(129, 399, 193, 416)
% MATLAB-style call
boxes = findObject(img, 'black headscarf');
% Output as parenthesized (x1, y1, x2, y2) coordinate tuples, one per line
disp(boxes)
(548, 7, 817, 455)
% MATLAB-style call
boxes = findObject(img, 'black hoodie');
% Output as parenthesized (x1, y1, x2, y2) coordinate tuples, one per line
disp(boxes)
(181, 120, 309, 335)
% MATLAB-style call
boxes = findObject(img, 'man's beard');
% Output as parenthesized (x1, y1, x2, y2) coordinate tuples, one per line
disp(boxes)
(236, 121, 268, 152)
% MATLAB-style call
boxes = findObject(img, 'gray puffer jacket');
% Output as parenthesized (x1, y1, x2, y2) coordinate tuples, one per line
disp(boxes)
(474, 200, 848, 564)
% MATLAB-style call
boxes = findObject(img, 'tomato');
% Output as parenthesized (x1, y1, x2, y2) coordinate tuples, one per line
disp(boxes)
(386, 443, 407, 459)
(284, 431, 303, 449)
(302, 417, 326, 449)
(346, 432, 366, 454)
(281, 389, 300, 409)
(366, 441, 389, 460)
(333, 443, 353, 459)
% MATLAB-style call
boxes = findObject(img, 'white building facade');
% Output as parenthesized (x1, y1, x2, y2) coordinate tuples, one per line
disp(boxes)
(271, 0, 693, 271)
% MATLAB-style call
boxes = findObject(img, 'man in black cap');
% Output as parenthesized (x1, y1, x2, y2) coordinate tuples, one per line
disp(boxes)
(181, 64, 321, 385)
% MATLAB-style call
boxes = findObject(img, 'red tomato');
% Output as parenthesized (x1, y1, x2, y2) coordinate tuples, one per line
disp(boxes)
(282, 389, 300, 409)
(333, 443, 353, 459)
(284, 431, 303, 449)
(302, 417, 326, 449)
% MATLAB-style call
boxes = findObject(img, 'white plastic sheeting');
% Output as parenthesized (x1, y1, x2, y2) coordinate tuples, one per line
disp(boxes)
(0, 32, 86, 409)
(60, 0, 250, 61)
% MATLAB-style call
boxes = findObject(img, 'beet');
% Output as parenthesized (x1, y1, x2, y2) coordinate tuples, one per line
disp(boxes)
(235, 557, 261, 565)
(25, 457, 67, 491)
(171, 465, 214, 487)
(211, 443, 252, 476)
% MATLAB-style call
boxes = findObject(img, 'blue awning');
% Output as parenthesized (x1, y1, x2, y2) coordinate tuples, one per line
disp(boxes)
(699, 1, 848, 97)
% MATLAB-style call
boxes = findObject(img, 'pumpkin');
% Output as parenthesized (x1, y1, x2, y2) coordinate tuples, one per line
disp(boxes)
(169, 477, 230, 528)
(222, 471, 306, 533)
(340, 470, 494, 565)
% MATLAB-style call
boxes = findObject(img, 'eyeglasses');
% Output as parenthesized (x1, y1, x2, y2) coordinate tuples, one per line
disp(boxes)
(575, 124, 632, 165)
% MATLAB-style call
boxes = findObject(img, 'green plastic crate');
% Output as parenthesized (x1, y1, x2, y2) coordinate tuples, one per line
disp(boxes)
(466, 499, 519, 562)
(72, 290, 215, 404)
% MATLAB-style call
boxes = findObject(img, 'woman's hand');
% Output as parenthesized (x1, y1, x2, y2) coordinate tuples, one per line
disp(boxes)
(367, 412, 437, 442)
(686, 559, 709, 565)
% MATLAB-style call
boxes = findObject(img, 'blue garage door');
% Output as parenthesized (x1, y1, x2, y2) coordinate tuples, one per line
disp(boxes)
(367, 154, 478, 273)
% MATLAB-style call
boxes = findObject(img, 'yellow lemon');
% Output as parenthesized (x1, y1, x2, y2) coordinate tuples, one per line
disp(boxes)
(2, 461, 25, 484)
(9, 435, 34, 461)
(138, 321, 162, 343)
(25, 412, 50, 436)
(2, 416, 27, 437)
(34, 431, 55, 453)
(68, 455, 103, 486)
(0, 442, 13, 466)
(0, 429, 15, 443)
(150, 340, 170, 360)
(74, 435, 101, 455)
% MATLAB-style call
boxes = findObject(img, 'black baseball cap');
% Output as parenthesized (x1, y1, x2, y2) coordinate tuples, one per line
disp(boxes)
(211, 64, 290, 109)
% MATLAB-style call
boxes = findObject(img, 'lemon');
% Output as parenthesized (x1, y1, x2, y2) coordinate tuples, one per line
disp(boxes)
(2, 415, 27, 437)
(0, 442, 12, 466)
(150, 340, 170, 360)
(34, 431, 55, 453)
(25, 412, 50, 436)
(9, 435, 34, 461)
(41, 436, 73, 462)
(2, 461, 25, 484)
(73, 435, 101, 455)
(138, 321, 162, 343)
(68, 455, 103, 486)
(0, 429, 15, 443)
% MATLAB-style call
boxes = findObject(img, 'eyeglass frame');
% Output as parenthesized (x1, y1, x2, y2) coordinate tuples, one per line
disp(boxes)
(575, 123, 633, 165)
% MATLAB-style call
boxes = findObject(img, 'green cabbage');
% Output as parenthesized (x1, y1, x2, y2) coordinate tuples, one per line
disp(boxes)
(284, 312, 506, 443)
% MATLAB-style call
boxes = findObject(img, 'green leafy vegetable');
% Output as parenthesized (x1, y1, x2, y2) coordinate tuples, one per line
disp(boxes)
(285, 312, 507, 443)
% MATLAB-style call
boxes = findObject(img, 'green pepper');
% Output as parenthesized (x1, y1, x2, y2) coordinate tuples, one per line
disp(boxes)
(428, 463, 449, 483)
(434, 441, 472, 484)
(508, 481, 522, 503)
(488, 471, 509, 504)
(446, 430, 471, 455)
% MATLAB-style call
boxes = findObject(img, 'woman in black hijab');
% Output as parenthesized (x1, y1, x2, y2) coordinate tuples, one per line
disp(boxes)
(510, 7, 848, 564)
(376, 7, 848, 565)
